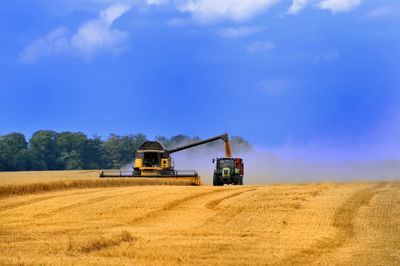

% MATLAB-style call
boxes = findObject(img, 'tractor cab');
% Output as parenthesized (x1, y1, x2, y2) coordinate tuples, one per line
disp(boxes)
(213, 157, 244, 186)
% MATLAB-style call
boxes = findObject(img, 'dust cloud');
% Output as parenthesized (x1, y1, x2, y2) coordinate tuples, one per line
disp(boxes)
(171, 146, 400, 185)
(121, 136, 400, 185)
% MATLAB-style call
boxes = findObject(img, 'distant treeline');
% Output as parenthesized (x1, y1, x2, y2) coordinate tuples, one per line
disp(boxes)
(0, 131, 251, 171)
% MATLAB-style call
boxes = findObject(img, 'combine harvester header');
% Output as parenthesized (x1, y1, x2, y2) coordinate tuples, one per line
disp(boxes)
(100, 133, 233, 185)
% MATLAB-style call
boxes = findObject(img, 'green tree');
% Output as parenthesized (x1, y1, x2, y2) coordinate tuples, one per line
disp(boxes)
(55, 132, 88, 170)
(0, 133, 29, 171)
(29, 130, 58, 170)
(83, 135, 107, 169)
(103, 134, 147, 169)
(14, 149, 32, 171)
(0, 130, 252, 171)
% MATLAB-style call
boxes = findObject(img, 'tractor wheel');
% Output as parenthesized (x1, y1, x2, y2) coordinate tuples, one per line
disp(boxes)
(233, 175, 242, 185)
(213, 175, 220, 186)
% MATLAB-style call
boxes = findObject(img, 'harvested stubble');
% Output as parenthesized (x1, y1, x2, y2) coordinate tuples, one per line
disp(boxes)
(0, 178, 195, 198)
(74, 230, 136, 253)
(0, 170, 196, 198)
(0, 171, 399, 265)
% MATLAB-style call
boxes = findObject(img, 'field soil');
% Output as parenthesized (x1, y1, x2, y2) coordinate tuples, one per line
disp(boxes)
(0, 171, 399, 265)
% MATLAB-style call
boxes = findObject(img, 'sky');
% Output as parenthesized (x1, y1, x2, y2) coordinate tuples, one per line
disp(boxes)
(0, 0, 399, 161)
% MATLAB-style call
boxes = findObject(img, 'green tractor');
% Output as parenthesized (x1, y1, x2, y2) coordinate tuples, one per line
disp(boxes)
(213, 158, 244, 186)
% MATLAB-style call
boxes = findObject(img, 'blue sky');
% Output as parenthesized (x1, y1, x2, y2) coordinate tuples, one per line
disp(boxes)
(0, 0, 399, 160)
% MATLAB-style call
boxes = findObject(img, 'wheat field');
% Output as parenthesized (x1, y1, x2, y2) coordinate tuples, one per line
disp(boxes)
(0, 171, 399, 265)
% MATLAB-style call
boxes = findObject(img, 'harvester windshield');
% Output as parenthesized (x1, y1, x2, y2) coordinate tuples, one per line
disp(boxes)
(143, 152, 161, 167)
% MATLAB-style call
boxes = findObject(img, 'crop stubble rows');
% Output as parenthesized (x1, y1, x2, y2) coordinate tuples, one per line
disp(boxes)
(0, 179, 399, 265)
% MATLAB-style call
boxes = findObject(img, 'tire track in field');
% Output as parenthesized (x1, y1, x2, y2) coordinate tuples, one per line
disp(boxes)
(205, 188, 258, 210)
(128, 189, 222, 225)
(34, 189, 157, 218)
(346, 182, 400, 265)
(128, 188, 254, 226)
(0, 189, 111, 213)
(280, 182, 387, 265)
(200, 188, 258, 228)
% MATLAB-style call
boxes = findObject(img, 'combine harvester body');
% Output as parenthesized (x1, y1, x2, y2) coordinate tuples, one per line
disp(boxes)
(100, 133, 242, 186)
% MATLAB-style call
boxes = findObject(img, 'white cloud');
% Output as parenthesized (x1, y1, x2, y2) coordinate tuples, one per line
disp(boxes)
(39, 0, 134, 16)
(176, 0, 363, 18)
(42, 0, 364, 23)
(247, 41, 275, 53)
(146, 0, 170, 5)
(217, 27, 262, 38)
(318, 0, 362, 13)
(71, 4, 131, 57)
(19, 28, 70, 63)
(287, 0, 362, 14)
(100, 3, 131, 23)
(19, 3, 131, 63)
(288, 0, 309, 14)
(19, 0, 366, 64)
(177, 0, 280, 22)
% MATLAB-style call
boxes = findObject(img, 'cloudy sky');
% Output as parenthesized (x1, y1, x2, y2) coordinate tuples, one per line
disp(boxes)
(0, 0, 399, 161)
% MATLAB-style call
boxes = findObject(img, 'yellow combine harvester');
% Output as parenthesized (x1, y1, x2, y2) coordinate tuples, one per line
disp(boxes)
(99, 133, 232, 185)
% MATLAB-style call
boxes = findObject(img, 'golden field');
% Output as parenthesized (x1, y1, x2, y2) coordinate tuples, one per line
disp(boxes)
(0, 171, 399, 265)
(0, 171, 196, 197)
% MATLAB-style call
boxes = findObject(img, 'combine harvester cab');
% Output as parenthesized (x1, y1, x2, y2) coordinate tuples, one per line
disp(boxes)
(100, 133, 237, 186)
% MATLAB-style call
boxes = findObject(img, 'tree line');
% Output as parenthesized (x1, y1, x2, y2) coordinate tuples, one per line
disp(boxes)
(0, 130, 251, 171)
